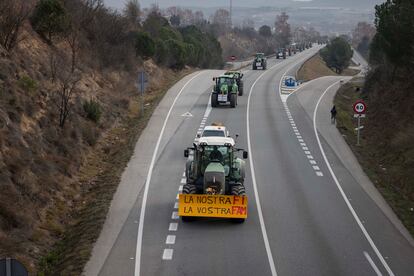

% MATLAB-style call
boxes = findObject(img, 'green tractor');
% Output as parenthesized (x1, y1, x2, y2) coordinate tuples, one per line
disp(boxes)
(252, 53, 267, 70)
(211, 75, 238, 108)
(224, 71, 244, 96)
(182, 136, 248, 222)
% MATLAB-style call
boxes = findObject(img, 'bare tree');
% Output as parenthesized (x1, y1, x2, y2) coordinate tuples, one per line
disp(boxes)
(55, 71, 81, 128)
(212, 9, 231, 34)
(0, 0, 32, 51)
(124, 0, 141, 28)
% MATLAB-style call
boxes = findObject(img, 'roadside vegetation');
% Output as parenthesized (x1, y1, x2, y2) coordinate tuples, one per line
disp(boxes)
(335, 0, 414, 236)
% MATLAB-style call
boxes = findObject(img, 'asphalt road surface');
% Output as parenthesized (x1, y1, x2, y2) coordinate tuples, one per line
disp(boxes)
(85, 46, 414, 276)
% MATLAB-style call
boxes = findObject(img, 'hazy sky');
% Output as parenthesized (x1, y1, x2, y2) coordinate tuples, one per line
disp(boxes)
(104, 0, 384, 9)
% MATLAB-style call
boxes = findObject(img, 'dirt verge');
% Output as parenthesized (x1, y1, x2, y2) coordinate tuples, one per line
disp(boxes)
(334, 80, 414, 237)
(38, 69, 193, 276)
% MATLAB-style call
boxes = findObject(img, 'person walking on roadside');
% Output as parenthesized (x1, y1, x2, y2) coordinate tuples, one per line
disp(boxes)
(331, 105, 337, 124)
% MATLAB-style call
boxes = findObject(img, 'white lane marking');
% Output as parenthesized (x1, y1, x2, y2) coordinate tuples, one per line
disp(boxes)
(162, 249, 173, 260)
(180, 178, 186, 184)
(307, 155, 314, 159)
(134, 71, 204, 276)
(298, 139, 304, 142)
(364, 251, 383, 276)
(166, 235, 176, 245)
(174, 202, 179, 209)
(312, 166, 320, 171)
(302, 147, 309, 151)
(314, 81, 394, 276)
(247, 62, 285, 276)
(304, 151, 311, 155)
(171, 212, 179, 220)
(182, 172, 185, 177)
(169, 223, 178, 231)
(300, 143, 306, 146)
(316, 171, 324, 177)
(310, 160, 317, 165)
(178, 185, 183, 192)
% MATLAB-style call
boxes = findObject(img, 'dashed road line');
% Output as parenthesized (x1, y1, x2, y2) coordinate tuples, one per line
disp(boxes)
(162, 249, 173, 260)
(166, 235, 176, 245)
(168, 223, 178, 231)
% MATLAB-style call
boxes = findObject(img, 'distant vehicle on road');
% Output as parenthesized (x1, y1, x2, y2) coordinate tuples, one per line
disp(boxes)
(253, 53, 267, 70)
(224, 70, 244, 96)
(211, 75, 238, 108)
(198, 124, 230, 138)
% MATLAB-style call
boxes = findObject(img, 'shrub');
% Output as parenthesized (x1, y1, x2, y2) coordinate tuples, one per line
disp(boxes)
(135, 32, 155, 59)
(18, 75, 38, 93)
(83, 99, 102, 123)
(31, 0, 69, 42)
(320, 37, 353, 73)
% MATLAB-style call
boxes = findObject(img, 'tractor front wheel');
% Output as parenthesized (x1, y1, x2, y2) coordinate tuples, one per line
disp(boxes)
(238, 82, 244, 96)
(211, 93, 218, 107)
(230, 93, 236, 108)
(231, 185, 246, 223)
(181, 184, 197, 222)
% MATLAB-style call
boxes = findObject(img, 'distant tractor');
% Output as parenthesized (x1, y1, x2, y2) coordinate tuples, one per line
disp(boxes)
(252, 53, 267, 70)
(224, 70, 244, 96)
(211, 75, 238, 108)
(182, 136, 248, 222)
(276, 48, 286, 59)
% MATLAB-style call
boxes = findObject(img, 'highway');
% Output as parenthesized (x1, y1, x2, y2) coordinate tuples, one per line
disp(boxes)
(85, 46, 414, 276)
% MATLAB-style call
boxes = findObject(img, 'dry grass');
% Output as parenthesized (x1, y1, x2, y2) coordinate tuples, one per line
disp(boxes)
(297, 53, 360, 82)
(37, 67, 193, 276)
(334, 79, 414, 237)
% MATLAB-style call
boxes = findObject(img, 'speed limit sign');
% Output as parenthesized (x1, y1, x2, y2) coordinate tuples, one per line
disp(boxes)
(353, 100, 366, 114)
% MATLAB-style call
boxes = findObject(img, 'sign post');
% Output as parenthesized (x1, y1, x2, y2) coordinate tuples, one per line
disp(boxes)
(353, 100, 367, 146)
(137, 71, 148, 117)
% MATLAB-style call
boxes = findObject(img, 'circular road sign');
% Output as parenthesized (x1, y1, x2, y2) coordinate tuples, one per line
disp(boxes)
(353, 100, 366, 114)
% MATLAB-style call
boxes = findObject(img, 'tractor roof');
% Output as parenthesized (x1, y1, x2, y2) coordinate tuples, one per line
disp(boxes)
(217, 74, 234, 79)
(198, 136, 235, 146)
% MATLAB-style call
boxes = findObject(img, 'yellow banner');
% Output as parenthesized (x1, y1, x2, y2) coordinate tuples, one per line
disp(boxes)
(178, 194, 248, 218)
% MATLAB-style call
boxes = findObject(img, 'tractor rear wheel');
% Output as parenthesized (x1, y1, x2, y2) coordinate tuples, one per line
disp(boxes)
(231, 185, 246, 223)
(211, 93, 218, 107)
(182, 184, 197, 222)
(230, 93, 236, 108)
(238, 82, 244, 96)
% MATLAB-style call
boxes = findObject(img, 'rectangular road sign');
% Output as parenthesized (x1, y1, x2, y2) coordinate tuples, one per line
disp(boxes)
(354, 114, 366, 118)
(178, 194, 248, 218)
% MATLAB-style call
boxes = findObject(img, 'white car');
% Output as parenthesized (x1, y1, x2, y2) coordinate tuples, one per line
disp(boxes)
(198, 125, 229, 138)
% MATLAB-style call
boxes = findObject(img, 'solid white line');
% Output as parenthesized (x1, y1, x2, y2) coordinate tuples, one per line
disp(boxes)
(134, 71, 204, 276)
(168, 223, 178, 231)
(247, 62, 285, 276)
(314, 81, 394, 276)
(162, 249, 173, 260)
(166, 235, 176, 245)
(364, 251, 383, 276)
